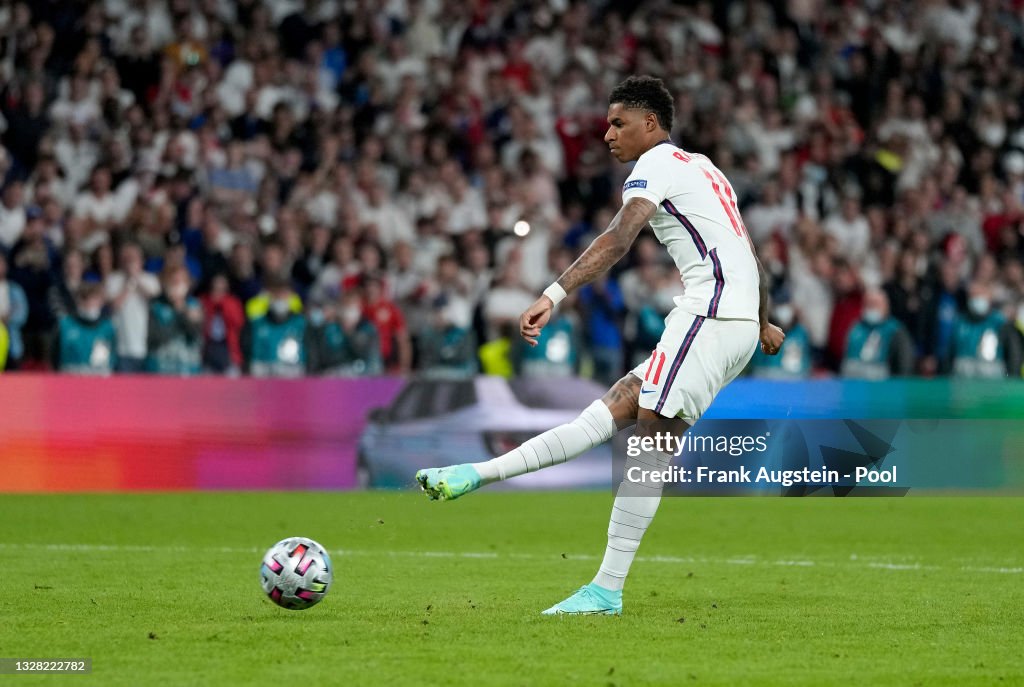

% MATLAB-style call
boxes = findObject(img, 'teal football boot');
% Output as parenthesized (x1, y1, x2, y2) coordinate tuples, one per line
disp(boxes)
(415, 464, 482, 501)
(541, 583, 623, 616)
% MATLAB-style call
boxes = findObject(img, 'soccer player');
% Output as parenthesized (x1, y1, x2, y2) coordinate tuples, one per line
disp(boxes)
(417, 76, 786, 615)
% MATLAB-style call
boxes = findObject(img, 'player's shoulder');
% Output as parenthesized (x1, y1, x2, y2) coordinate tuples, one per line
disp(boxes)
(635, 142, 706, 173)
(637, 140, 683, 163)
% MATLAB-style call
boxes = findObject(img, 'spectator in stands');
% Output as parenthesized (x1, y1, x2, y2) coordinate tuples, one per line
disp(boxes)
(823, 193, 871, 266)
(227, 241, 262, 304)
(577, 274, 625, 385)
(0, 251, 28, 369)
(363, 273, 411, 374)
(744, 179, 798, 244)
(416, 256, 476, 378)
(191, 212, 231, 292)
(49, 250, 87, 321)
(105, 242, 160, 372)
(208, 140, 259, 206)
(309, 235, 357, 305)
(483, 249, 535, 341)
(146, 266, 203, 375)
(244, 242, 303, 320)
(0, 181, 26, 251)
(0, 0, 1021, 383)
(200, 273, 245, 375)
(54, 283, 117, 376)
(884, 251, 932, 365)
(946, 281, 1023, 379)
(920, 260, 966, 376)
(840, 289, 915, 381)
(8, 206, 58, 366)
(619, 236, 679, 367)
(308, 289, 382, 376)
(244, 276, 309, 378)
(291, 223, 332, 298)
(358, 184, 415, 249)
(73, 166, 128, 248)
(826, 259, 865, 371)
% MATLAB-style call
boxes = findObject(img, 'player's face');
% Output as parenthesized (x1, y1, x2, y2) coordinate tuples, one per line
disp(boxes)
(604, 103, 646, 162)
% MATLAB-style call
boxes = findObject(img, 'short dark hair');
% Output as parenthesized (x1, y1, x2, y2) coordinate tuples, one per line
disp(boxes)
(609, 76, 674, 132)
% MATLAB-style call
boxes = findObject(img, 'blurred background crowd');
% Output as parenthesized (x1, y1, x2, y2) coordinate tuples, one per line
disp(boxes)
(1, 0, 1023, 381)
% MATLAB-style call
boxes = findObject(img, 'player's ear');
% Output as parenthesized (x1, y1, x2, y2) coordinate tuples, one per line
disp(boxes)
(646, 113, 658, 131)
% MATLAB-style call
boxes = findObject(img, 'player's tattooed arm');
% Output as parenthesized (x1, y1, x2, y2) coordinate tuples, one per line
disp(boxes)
(520, 198, 655, 346)
(555, 198, 657, 294)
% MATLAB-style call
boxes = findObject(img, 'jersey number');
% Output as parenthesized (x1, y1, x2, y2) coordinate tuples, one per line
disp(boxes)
(673, 153, 748, 239)
(644, 350, 666, 385)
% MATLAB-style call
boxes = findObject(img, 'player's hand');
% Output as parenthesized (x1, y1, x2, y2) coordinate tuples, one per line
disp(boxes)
(520, 296, 553, 346)
(760, 322, 785, 355)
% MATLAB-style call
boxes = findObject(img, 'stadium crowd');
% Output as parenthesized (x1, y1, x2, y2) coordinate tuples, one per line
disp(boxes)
(1, 0, 1023, 380)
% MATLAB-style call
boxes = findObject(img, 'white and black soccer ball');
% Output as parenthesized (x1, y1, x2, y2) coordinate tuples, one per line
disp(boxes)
(260, 537, 333, 610)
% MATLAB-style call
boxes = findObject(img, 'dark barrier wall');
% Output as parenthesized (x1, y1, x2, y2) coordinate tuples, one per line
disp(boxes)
(0, 376, 1021, 491)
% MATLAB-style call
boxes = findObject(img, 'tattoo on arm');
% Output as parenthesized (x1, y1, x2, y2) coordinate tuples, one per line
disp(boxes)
(555, 198, 657, 294)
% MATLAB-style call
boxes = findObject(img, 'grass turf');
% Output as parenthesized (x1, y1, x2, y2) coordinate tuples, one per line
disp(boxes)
(0, 492, 1021, 686)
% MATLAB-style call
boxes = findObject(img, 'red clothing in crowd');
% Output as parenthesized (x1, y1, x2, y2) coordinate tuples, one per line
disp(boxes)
(827, 290, 865, 369)
(200, 293, 245, 367)
(364, 298, 406, 367)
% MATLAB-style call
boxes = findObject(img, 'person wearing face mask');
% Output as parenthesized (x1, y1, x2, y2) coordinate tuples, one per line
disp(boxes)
(243, 276, 309, 377)
(53, 282, 118, 375)
(749, 296, 812, 379)
(146, 266, 202, 375)
(307, 289, 382, 376)
(945, 281, 1023, 378)
(840, 288, 915, 380)
(416, 256, 477, 379)
(243, 242, 303, 320)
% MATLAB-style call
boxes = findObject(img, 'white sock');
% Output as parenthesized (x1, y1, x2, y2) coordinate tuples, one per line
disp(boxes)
(592, 447, 673, 591)
(471, 400, 616, 483)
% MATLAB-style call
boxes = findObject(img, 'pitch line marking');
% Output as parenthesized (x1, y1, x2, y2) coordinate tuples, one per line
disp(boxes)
(0, 543, 1018, 574)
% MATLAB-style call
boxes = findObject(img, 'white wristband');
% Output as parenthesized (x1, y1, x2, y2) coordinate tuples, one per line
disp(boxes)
(542, 283, 567, 306)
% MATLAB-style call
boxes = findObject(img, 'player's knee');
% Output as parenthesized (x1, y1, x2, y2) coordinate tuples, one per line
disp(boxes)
(600, 374, 641, 429)
(634, 406, 692, 440)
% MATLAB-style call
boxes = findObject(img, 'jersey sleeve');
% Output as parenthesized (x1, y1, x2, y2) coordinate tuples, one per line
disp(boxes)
(621, 150, 672, 207)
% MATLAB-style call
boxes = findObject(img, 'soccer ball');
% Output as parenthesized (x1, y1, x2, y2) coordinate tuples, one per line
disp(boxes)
(260, 537, 333, 610)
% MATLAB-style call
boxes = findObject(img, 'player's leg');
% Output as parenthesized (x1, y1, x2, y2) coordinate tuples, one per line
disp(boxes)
(590, 406, 683, 591)
(541, 402, 682, 616)
(543, 314, 758, 615)
(596, 317, 759, 587)
(415, 374, 640, 501)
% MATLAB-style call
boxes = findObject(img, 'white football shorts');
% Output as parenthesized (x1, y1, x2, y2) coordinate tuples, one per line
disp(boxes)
(629, 308, 759, 421)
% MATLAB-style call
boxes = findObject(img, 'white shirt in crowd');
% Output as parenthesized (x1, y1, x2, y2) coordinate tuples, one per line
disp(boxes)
(105, 271, 161, 359)
(357, 199, 415, 248)
(744, 198, 799, 243)
(0, 202, 25, 250)
(823, 211, 871, 264)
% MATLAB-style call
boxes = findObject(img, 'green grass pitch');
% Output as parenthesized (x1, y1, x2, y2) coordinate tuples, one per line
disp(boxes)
(0, 492, 1021, 686)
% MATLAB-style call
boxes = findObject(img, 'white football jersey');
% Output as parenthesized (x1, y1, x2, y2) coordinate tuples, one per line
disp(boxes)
(621, 141, 760, 322)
